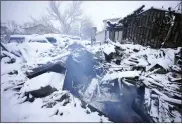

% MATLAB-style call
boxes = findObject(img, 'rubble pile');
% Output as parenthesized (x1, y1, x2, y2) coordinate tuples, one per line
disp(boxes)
(98, 40, 182, 122)
(1, 38, 181, 122)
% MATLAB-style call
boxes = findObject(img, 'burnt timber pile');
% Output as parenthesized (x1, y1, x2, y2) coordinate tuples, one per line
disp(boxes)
(107, 5, 182, 48)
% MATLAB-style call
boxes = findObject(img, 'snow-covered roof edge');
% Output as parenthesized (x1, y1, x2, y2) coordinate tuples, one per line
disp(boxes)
(103, 17, 121, 23)
(118, 6, 182, 24)
(137, 7, 182, 16)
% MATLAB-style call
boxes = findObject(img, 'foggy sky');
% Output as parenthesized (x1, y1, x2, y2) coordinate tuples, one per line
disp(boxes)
(1, 1, 180, 31)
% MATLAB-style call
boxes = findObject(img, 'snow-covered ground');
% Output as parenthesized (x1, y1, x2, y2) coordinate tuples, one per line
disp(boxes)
(1, 36, 111, 122)
(1, 35, 181, 122)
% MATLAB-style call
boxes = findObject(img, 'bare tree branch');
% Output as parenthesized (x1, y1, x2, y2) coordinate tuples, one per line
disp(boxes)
(4, 20, 22, 36)
(47, 1, 83, 34)
(24, 15, 60, 34)
(80, 16, 94, 39)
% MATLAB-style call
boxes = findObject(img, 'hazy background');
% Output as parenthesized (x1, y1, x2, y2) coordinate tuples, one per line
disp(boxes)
(1, 1, 180, 31)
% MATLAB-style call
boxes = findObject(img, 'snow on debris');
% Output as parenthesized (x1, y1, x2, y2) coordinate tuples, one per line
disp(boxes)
(20, 72, 65, 93)
(1, 68, 110, 122)
(1, 35, 112, 122)
(95, 39, 181, 122)
(101, 71, 141, 82)
(1, 35, 181, 122)
(83, 78, 99, 102)
(102, 44, 115, 55)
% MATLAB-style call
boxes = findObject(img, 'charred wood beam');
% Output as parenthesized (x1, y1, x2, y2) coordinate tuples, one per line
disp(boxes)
(148, 10, 155, 48)
(155, 12, 164, 48)
(26, 62, 66, 79)
(133, 5, 145, 15)
(118, 5, 145, 24)
(152, 10, 158, 48)
(0, 42, 8, 52)
(117, 31, 119, 42)
(105, 30, 107, 43)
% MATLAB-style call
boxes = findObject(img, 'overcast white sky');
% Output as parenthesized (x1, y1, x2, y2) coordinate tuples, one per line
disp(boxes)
(1, 1, 180, 31)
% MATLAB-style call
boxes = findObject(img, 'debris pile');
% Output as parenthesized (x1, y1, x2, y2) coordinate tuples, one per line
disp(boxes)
(1, 37, 181, 122)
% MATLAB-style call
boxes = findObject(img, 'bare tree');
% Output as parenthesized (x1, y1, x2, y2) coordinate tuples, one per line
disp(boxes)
(6, 20, 21, 35)
(80, 17, 94, 39)
(30, 15, 60, 33)
(47, 1, 83, 34)
(1, 21, 22, 42)
(23, 1, 94, 36)
(22, 15, 60, 35)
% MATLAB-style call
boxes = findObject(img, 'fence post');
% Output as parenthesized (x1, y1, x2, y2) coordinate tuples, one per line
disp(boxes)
(104, 29, 107, 44)
(91, 27, 97, 46)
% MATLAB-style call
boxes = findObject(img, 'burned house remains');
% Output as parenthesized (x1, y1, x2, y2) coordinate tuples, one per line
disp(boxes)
(106, 5, 182, 48)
